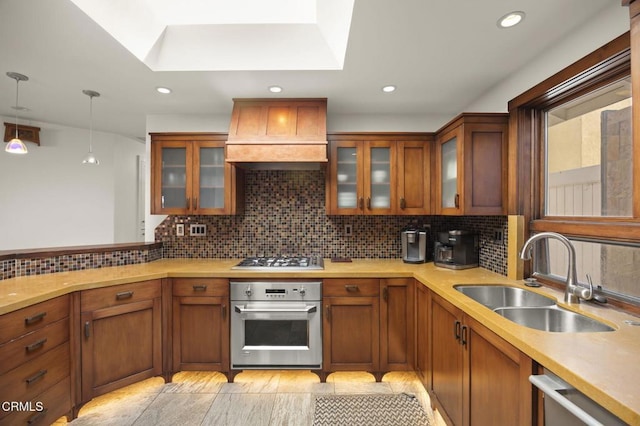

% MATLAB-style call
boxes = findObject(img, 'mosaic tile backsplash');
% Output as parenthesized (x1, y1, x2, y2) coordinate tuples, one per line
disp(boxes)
(156, 170, 508, 276)
(0, 247, 163, 280)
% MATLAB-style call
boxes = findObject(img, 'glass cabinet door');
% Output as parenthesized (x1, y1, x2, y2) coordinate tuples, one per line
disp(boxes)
(336, 147, 359, 209)
(197, 146, 225, 210)
(368, 147, 391, 209)
(441, 136, 458, 209)
(160, 147, 187, 209)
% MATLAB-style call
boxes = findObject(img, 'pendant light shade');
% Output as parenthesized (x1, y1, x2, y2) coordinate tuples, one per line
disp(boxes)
(82, 89, 100, 165)
(5, 72, 29, 155)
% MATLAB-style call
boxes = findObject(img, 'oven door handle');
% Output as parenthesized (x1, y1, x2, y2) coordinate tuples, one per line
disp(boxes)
(234, 305, 317, 314)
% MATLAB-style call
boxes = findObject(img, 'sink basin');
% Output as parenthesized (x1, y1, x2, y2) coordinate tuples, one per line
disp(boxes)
(493, 306, 615, 333)
(454, 285, 556, 309)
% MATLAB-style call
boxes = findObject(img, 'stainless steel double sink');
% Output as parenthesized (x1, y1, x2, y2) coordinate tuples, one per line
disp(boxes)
(454, 285, 614, 333)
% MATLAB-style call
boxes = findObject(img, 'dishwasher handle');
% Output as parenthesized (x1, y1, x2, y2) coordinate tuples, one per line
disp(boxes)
(529, 374, 604, 426)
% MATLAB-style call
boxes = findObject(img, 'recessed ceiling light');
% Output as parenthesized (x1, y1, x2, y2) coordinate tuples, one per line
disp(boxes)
(382, 85, 396, 93)
(156, 87, 172, 94)
(498, 11, 525, 28)
(269, 85, 283, 93)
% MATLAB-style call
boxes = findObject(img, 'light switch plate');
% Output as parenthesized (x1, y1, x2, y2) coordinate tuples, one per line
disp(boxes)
(190, 224, 207, 236)
(176, 224, 184, 236)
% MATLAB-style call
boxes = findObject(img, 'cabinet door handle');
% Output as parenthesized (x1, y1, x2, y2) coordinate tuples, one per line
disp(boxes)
(359, 197, 364, 210)
(161, 195, 165, 209)
(325, 305, 331, 321)
(192, 284, 208, 291)
(84, 321, 91, 338)
(25, 369, 48, 385)
(116, 291, 134, 300)
(186, 197, 191, 209)
(461, 325, 468, 347)
(345, 285, 360, 292)
(454, 193, 460, 208)
(383, 286, 388, 301)
(27, 408, 48, 425)
(400, 197, 406, 210)
(367, 197, 371, 210)
(194, 197, 198, 210)
(222, 304, 227, 319)
(454, 320, 461, 341)
(25, 338, 48, 353)
(25, 312, 46, 325)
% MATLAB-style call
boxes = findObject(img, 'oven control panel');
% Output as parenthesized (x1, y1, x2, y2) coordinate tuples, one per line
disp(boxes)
(230, 281, 322, 301)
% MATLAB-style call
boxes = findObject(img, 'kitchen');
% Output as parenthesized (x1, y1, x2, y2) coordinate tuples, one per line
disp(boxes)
(1, 0, 640, 425)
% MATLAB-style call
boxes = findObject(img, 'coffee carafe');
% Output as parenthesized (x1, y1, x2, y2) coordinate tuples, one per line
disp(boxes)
(401, 226, 429, 263)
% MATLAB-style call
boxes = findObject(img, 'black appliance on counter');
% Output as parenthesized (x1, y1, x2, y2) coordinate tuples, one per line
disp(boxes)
(434, 230, 479, 269)
(401, 225, 430, 263)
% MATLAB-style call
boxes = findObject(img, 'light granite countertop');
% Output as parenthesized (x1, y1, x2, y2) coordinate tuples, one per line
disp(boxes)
(1, 258, 638, 424)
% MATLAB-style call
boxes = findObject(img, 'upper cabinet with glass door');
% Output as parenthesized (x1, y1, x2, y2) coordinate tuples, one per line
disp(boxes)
(435, 114, 508, 215)
(150, 133, 244, 215)
(327, 135, 431, 215)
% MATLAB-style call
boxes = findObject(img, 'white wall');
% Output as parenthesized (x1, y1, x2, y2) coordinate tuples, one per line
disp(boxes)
(0, 117, 145, 250)
(464, 3, 629, 112)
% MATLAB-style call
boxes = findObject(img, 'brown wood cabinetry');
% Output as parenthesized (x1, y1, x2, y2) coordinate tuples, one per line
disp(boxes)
(415, 281, 430, 388)
(429, 292, 534, 426)
(150, 133, 244, 215)
(323, 278, 415, 380)
(323, 279, 380, 376)
(171, 278, 229, 375)
(380, 278, 414, 372)
(435, 114, 508, 215)
(0, 295, 73, 425)
(80, 280, 162, 403)
(326, 134, 432, 215)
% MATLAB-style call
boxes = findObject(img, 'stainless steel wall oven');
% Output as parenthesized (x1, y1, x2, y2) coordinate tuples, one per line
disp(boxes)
(230, 280, 322, 370)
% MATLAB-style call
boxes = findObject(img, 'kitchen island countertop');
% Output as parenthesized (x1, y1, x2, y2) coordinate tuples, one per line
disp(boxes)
(1, 258, 638, 424)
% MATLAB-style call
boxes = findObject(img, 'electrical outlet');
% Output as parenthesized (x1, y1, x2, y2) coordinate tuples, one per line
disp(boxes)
(345, 224, 353, 236)
(493, 228, 504, 244)
(176, 224, 184, 237)
(190, 224, 206, 236)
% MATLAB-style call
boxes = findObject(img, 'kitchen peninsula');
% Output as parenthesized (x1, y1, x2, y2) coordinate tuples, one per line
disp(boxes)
(1, 255, 638, 425)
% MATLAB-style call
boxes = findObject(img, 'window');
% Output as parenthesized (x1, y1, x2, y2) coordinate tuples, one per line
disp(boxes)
(510, 33, 640, 307)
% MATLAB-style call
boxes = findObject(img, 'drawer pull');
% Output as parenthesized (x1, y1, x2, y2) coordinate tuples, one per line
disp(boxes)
(192, 284, 208, 291)
(345, 285, 360, 292)
(27, 408, 48, 425)
(25, 312, 47, 325)
(25, 338, 48, 353)
(116, 291, 134, 300)
(26, 369, 48, 385)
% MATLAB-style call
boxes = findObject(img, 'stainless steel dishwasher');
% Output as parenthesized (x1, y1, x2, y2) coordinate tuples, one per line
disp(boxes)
(530, 370, 626, 426)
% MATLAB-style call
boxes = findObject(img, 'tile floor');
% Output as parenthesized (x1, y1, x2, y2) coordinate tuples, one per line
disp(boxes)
(54, 370, 446, 426)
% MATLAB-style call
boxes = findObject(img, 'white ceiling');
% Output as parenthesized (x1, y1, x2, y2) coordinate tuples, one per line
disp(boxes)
(0, 0, 622, 141)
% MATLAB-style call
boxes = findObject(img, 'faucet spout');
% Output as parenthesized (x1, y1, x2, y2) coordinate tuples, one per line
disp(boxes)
(520, 232, 592, 304)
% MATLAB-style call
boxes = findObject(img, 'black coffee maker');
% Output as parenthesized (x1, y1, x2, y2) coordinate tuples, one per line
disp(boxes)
(434, 230, 479, 269)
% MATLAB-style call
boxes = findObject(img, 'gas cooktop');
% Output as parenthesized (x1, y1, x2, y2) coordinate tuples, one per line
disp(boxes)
(232, 255, 324, 271)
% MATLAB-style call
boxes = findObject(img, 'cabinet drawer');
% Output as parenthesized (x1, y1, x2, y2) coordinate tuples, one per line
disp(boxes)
(0, 318, 69, 376)
(323, 279, 379, 297)
(173, 278, 229, 297)
(0, 376, 72, 424)
(0, 343, 70, 403)
(81, 280, 161, 312)
(0, 295, 69, 345)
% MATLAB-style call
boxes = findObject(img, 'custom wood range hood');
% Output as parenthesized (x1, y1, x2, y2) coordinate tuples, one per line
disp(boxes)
(226, 98, 328, 169)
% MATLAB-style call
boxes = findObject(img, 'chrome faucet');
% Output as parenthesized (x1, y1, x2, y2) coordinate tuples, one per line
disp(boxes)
(520, 232, 592, 304)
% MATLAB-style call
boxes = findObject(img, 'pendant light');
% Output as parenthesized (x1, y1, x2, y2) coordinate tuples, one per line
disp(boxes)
(5, 72, 29, 154)
(82, 89, 100, 165)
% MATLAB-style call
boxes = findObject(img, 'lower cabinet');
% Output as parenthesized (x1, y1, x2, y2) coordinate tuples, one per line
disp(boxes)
(323, 278, 414, 380)
(429, 292, 534, 426)
(80, 280, 162, 403)
(0, 295, 73, 425)
(171, 278, 229, 374)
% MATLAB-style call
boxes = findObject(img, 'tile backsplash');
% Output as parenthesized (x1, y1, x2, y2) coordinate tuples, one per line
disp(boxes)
(156, 170, 508, 275)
